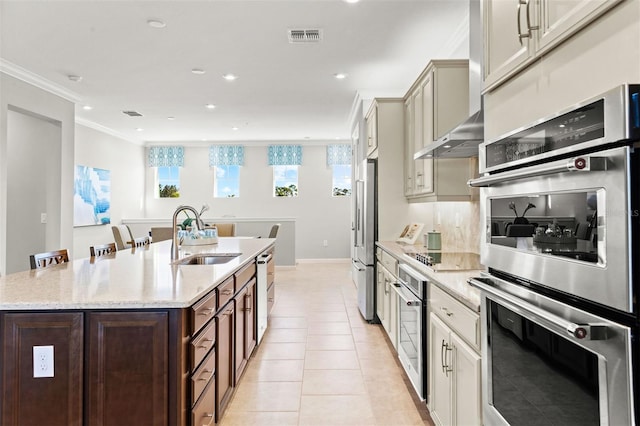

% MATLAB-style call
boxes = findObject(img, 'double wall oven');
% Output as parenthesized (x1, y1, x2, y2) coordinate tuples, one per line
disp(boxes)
(469, 85, 640, 425)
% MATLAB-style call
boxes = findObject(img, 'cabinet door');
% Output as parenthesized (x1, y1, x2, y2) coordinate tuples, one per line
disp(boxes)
(429, 314, 452, 426)
(403, 99, 414, 196)
(451, 332, 482, 426)
(484, 0, 533, 89)
(234, 286, 248, 384)
(375, 263, 386, 324)
(1, 312, 83, 426)
(366, 104, 378, 156)
(537, 0, 622, 53)
(215, 304, 235, 421)
(87, 311, 168, 426)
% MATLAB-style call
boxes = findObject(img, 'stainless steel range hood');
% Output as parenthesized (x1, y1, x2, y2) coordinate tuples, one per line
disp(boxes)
(415, 0, 483, 159)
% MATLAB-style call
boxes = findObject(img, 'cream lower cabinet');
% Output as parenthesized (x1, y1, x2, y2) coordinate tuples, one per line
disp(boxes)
(429, 285, 481, 426)
(376, 261, 399, 350)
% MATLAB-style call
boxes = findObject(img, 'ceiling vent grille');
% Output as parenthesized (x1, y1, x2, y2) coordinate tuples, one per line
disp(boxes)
(122, 110, 143, 117)
(288, 29, 322, 43)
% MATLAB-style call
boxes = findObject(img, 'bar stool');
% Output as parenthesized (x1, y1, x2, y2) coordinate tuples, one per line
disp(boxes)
(90, 243, 117, 258)
(29, 249, 69, 270)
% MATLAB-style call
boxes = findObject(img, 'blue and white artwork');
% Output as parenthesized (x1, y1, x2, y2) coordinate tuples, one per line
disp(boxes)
(74, 165, 111, 226)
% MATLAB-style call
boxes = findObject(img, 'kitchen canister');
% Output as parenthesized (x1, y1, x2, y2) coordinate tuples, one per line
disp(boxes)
(425, 231, 441, 250)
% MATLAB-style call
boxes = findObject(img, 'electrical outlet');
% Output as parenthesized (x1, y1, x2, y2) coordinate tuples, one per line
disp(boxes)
(33, 345, 54, 378)
(323, 240, 328, 247)
(40, 213, 47, 224)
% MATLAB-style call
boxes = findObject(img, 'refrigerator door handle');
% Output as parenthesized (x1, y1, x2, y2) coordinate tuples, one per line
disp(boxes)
(352, 259, 365, 272)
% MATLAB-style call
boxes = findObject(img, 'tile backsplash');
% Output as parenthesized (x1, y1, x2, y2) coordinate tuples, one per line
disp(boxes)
(408, 201, 480, 253)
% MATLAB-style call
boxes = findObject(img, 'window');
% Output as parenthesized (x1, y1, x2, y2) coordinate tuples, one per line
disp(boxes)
(327, 144, 352, 197)
(273, 165, 299, 197)
(214, 165, 240, 198)
(332, 164, 352, 196)
(157, 166, 180, 198)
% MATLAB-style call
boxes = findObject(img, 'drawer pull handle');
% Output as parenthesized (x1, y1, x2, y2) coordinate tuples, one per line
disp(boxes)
(197, 338, 213, 349)
(441, 307, 454, 317)
(201, 412, 215, 426)
(221, 289, 233, 295)
(198, 308, 215, 316)
(197, 369, 213, 381)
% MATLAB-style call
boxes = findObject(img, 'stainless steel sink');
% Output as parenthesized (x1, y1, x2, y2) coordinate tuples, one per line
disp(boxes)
(175, 253, 242, 265)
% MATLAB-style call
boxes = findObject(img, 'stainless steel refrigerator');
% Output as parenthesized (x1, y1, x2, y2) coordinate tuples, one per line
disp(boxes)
(352, 158, 377, 321)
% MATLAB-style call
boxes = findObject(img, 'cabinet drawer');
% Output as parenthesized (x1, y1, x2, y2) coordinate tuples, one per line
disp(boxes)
(217, 277, 235, 309)
(379, 251, 398, 277)
(191, 349, 215, 406)
(191, 377, 216, 426)
(235, 262, 256, 290)
(430, 284, 479, 349)
(192, 290, 217, 333)
(267, 259, 275, 287)
(191, 320, 216, 371)
(267, 283, 275, 315)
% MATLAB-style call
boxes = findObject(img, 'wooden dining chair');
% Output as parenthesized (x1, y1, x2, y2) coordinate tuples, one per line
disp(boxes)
(132, 236, 150, 248)
(29, 249, 69, 270)
(89, 242, 117, 258)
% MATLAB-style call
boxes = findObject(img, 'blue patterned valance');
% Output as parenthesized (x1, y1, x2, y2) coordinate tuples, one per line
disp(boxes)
(327, 144, 352, 166)
(147, 146, 184, 167)
(268, 145, 302, 166)
(209, 145, 244, 166)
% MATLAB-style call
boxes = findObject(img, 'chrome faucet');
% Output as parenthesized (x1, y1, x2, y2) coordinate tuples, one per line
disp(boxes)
(171, 205, 203, 260)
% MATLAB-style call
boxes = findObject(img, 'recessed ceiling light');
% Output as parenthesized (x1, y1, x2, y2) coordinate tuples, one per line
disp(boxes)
(223, 73, 238, 81)
(147, 19, 166, 28)
(201, 138, 208, 141)
(136, 128, 144, 132)
(334, 73, 348, 80)
(68, 75, 83, 82)
(344, 0, 360, 4)
(167, 116, 175, 120)
(443, 145, 452, 149)
(82, 105, 93, 110)
(205, 104, 216, 109)
(191, 68, 206, 75)
(335, 137, 341, 140)
(232, 126, 239, 131)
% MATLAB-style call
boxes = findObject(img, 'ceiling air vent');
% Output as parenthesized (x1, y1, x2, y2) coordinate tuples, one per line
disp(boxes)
(122, 110, 143, 117)
(288, 29, 322, 43)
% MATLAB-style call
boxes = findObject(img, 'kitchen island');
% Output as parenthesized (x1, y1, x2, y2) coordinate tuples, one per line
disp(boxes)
(0, 237, 275, 426)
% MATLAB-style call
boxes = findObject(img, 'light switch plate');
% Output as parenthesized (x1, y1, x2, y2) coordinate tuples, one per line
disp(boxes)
(33, 345, 54, 378)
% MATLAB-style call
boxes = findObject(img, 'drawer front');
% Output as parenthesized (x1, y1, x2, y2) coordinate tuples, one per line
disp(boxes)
(191, 349, 215, 406)
(430, 284, 480, 350)
(267, 283, 275, 315)
(191, 377, 216, 426)
(191, 320, 216, 371)
(192, 290, 217, 333)
(235, 262, 256, 290)
(217, 277, 235, 309)
(267, 259, 275, 287)
(380, 251, 398, 277)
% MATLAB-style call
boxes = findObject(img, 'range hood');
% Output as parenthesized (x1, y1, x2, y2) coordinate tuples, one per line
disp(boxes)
(416, 0, 483, 159)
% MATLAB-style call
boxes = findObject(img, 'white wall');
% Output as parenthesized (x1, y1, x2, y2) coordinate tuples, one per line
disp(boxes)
(143, 143, 352, 260)
(73, 124, 146, 259)
(0, 73, 75, 274)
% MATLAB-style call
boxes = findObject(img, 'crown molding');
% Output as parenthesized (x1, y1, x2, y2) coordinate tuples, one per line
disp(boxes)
(75, 117, 144, 146)
(439, 9, 470, 58)
(0, 58, 83, 103)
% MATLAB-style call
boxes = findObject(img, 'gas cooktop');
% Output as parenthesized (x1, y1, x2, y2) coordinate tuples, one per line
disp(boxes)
(405, 251, 483, 272)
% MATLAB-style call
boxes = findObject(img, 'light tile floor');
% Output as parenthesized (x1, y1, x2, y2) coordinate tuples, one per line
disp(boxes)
(219, 262, 434, 426)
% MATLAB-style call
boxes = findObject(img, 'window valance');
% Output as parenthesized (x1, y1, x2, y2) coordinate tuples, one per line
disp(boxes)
(326, 144, 352, 166)
(268, 145, 302, 166)
(147, 146, 184, 167)
(209, 145, 244, 166)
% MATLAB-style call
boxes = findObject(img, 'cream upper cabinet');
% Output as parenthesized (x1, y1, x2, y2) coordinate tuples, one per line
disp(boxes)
(403, 60, 473, 201)
(484, 0, 623, 91)
(366, 103, 378, 157)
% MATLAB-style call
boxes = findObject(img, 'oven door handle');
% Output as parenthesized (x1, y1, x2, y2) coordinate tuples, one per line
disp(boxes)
(468, 155, 606, 187)
(392, 283, 421, 307)
(469, 278, 608, 341)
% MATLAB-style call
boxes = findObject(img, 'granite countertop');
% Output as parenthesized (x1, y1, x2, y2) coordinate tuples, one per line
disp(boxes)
(0, 238, 274, 310)
(376, 241, 485, 312)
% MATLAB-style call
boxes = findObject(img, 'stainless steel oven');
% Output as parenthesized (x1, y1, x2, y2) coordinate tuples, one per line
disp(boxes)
(393, 264, 428, 401)
(470, 84, 640, 425)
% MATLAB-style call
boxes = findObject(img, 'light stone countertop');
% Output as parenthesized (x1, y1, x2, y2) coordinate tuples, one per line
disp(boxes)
(376, 241, 484, 312)
(0, 237, 275, 310)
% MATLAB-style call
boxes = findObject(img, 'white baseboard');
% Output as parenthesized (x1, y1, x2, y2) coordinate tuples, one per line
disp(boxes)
(295, 258, 351, 264)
